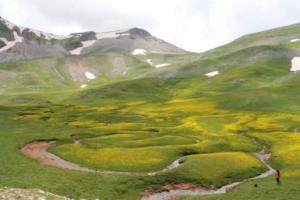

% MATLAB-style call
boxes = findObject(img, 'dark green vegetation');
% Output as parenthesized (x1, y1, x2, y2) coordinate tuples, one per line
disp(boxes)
(1, 23, 300, 199)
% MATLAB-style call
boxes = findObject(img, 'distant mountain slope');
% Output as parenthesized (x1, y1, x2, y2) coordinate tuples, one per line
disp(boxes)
(0, 51, 151, 93)
(202, 22, 300, 58)
(2, 17, 300, 102)
(150, 22, 300, 79)
(0, 17, 184, 62)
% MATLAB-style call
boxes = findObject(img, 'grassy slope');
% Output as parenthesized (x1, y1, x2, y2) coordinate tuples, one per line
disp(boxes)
(0, 50, 198, 94)
(202, 22, 300, 59)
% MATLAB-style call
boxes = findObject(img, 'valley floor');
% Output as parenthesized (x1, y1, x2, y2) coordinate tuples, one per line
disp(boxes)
(1, 94, 300, 200)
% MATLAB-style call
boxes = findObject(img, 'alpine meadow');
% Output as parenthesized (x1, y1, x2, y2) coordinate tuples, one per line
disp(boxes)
(1, 6, 300, 200)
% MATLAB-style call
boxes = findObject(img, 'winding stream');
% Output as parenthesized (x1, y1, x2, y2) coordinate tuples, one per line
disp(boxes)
(21, 140, 275, 200)
(141, 149, 275, 200)
(21, 140, 184, 176)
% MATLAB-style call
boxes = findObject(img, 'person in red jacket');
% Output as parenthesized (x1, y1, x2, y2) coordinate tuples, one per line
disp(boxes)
(275, 169, 281, 185)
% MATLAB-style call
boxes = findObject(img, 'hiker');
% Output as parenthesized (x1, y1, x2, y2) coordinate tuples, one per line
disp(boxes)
(275, 169, 281, 185)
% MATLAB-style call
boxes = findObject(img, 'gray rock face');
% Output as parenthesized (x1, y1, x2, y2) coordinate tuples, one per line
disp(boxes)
(0, 40, 5, 48)
(0, 19, 15, 41)
(22, 28, 42, 42)
(73, 31, 97, 41)
(127, 28, 151, 38)
(0, 17, 184, 63)
(63, 37, 83, 51)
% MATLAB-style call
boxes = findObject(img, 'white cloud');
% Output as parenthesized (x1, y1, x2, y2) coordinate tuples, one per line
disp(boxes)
(1, 0, 300, 52)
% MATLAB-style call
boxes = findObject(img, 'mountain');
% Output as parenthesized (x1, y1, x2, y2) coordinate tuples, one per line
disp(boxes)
(152, 22, 300, 79)
(202, 22, 300, 58)
(2, 17, 300, 96)
(0, 16, 184, 62)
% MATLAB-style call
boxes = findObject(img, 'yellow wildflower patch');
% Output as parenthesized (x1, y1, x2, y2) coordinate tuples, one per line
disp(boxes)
(53, 144, 177, 172)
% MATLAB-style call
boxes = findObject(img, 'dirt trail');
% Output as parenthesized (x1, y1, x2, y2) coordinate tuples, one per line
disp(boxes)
(141, 149, 275, 200)
(21, 140, 184, 176)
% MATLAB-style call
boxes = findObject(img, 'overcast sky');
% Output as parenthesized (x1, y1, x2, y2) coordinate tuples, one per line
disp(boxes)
(1, 0, 300, 52)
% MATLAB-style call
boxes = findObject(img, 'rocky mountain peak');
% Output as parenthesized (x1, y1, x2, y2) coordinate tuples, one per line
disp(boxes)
(0, 17, 184, 62)
(126, 28, 152, 38)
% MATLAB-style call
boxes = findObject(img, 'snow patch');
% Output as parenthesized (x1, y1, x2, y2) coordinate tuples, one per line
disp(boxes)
(70, 40, 97, 55)
(147, 59, 153, 66)
(290, 57, 300, 72)
(70, 47, 82, 55)
(205, 71, 220, 77)
(132, 49, 147, 55)
(96, 31, 129, 40)
(29, 29, 43, 37)
(24, 27, 70, 40)
(85, 72, 96, 80)
(80, 84, 87, 89)
(290, 38, 300, 43)
(82, 40, 97, 48)
(0, 18, 70, 41)
(70, 30, 129, 55)
(1, 18, 15, 29)
(155, 63, 170, 68)
(0, 31, 24, 53)
(40, 32, 70, 40)
(96, 32, 119, 40)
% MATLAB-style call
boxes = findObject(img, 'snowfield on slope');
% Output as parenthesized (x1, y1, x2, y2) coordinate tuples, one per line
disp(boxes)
(80, 84, 87, 89)
(70, 40, 97, 55)
(155, 63, 171, 68)
(96, 31, 129, 40)
(1, 17, 70, 40)
(85, 72, 96, 80)
(28, 28, 70, 40)
(205, 71, 220, 77)
(290, 38, 300, 43)
(70, 30, 130, 55)
(132, 49, 147, 55)
(0, 32, 24, 53)
(290, 57, 300, 72)
(147, 59, 153, 65)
